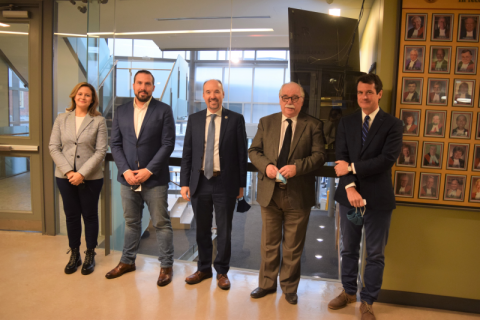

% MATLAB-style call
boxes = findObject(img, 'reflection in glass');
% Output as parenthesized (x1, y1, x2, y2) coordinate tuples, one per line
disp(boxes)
(0, 156, 31, 212)
(0, 23, 29, 137)
(223, 68, 253, 102)
(253, 68, 284, 103)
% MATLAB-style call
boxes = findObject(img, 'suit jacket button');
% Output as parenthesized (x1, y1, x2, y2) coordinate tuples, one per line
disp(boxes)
(77, 155, 80, 158)
(74, 142, 77, 145)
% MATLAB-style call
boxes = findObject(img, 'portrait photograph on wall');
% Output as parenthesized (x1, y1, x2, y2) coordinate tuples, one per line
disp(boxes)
(450, 111, 472, 139)
(403, 46, 425, 72)
(431, 14, 453, 42)
(457, 14, 479, 43)
(477, 113, 480, 140)
(405, 13, 427, 41)
(400, 109, 420, 136)
(418, 173, 441, 200)
(447, 143, 469, 171)
(429, 46, 451, 74)
(453, 79, 475, 107)
(444, 174, 466, 202)
(394, 171, 415, 198)
(469, 176, 480, 203)
(473, 145, 480, 172)
(426, 78, 448, 106)
(424, 110, 446, 138)
(397, 141, 418, 167)
(455, 47, 478, 75)
(401, 78, 423, 104)
(422, 142, 443, 169)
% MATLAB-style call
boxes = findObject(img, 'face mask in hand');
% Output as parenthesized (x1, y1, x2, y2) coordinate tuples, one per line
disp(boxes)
(346, 206, 366, 226)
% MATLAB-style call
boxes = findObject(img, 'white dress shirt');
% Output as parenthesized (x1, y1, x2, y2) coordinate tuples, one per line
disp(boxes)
(412, 29, 419, 37)
(429, 155, 438, 164)
(430, 124, 440, 133)
(398, 187, 406, 194)
(433, 93, 440, 102)
(405, 93, 414, 101)
(466, 31, 474, 38)
(453, 159, 461, 167)
(435, 60, 445, 70)
(448, 190, 459, 197)
(125, 96, 153, 190)
(202, 107, 222, 172)
(75, 116, 85, 135)
(460, 63, 469, 71)
(475, 192, 480, 200)
(404, 156, 411, 163)
(439, 29, 446, 37)
(425, 188, 432, 196)
(345, 107, 380, 190)
(408, 60, 417, 69)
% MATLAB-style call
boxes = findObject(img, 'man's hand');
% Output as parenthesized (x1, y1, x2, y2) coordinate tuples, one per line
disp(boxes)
(124, 170, 138, 185)
(346, 187, 364, 208)
(69, 172, 84, 186)
(181, 186, 190, 201)
(237, 187, 244, 199)
(266, 164, 278, 179)
(335, 160, 350, 177)
(279, 165, 296, 179)
(132, 168, 153, 184)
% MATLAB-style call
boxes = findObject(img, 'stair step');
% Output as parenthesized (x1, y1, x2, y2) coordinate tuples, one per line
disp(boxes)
(180, 206, 194, 225)
(167, 195, 181, 213)
(170, 198, 188, 220)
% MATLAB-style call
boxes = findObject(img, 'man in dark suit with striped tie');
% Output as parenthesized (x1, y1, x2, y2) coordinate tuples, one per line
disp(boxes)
(180, 79, 247, 290)
(328, 74, 403, 320)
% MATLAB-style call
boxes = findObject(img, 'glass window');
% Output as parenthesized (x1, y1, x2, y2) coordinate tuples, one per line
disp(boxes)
(253, 68, 284, 103)
(116, 69, 131, 97)
(257, 50, 287, 60)
(218, 51, 226, 60)
(195, 67, 223, 100)
(244, 50, 255, 60)
(244, 103, 252, 123)
(252, 104, 280, 123)
(198, 51, 217, 60)
(107, 38, 114, 56)
(151, 70, 172, 98)
(228, 51, 243, 62)
(131, 60, 174, 70)
(117, 59, 130, 68)
(186, 51, 191, 60)
(113, 38, 133, 56)
(228, 103, 242, 114)
(133, 39, 162, 58)
(163, 51, 185, 59)
(223, 68, 253, 102)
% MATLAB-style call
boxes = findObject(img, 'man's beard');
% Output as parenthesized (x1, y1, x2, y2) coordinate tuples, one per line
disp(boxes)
(135, 91, 151, 102)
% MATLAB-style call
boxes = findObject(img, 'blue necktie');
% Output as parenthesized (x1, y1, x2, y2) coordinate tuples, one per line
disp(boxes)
(362, 115, 370, 146)
(204, 114, 216, 179)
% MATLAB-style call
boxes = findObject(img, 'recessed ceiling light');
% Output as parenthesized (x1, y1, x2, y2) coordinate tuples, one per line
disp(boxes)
(0, 23, 10, 27)
(0, 31, 28, 35)
(54, 33, 99, 38)
(317, 239, 323, 242)
(315, 255, 323, 259)
(156, 16, 270, 21)
(87, 28, 274, 36)
(329, 9, 341, 16)
(319, 225, 325, 229)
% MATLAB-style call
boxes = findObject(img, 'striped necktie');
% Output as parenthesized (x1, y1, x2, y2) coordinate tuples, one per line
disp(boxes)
(362, 115, 370, 146)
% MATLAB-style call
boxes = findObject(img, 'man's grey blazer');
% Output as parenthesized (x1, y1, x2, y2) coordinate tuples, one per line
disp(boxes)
(49, 111, 108, 180)
(249, 112, 326, 209)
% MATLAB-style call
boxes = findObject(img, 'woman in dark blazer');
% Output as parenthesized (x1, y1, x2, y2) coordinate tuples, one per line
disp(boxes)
(49, 82, 107, 275)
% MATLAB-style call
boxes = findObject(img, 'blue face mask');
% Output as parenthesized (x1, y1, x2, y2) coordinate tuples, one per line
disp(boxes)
(346, 207, 366, 225)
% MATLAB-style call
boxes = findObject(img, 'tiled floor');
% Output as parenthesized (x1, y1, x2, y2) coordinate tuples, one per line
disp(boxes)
(1, 231, 478, 320)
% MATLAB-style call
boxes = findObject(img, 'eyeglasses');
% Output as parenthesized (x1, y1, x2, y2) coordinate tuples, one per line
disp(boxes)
(281, 95, 302, 103)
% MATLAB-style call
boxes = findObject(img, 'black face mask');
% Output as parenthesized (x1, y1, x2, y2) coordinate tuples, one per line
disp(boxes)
(236, 198, 251, 213)
(346, 207, 366, 226)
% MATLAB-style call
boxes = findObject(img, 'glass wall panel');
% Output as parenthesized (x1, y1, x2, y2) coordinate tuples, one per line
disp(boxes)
(133, 39, 163, 58)
(116, 69, 131, 97)
(195, 67, 223, 100)
(198, 51, 217, 60)
(113, 38, 133, 56)
(252, 104, 280, 123)
(0, 156, 31, 212)
(256, 50, 287, 60)
(253, 68, 285, 103)
(0, 23, 29, 137)
(223, 67, 253, 102)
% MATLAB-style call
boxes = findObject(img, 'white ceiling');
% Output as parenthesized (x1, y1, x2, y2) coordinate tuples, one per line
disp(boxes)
(56, 0, 374, 49)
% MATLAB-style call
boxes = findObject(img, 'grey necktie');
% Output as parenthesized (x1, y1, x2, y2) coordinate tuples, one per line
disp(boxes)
(204, 114, 216, 179)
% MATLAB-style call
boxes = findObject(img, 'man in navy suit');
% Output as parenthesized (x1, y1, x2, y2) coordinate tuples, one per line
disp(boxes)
(328, 74, 403, 320)
(180, 79, 247, 290)
(106, 70, 176, 287)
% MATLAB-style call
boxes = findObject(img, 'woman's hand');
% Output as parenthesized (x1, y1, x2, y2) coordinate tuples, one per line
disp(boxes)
(69, 172, 85, 186)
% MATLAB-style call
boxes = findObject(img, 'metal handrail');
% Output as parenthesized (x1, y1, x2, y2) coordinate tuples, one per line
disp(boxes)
(98, 60, 118, 90)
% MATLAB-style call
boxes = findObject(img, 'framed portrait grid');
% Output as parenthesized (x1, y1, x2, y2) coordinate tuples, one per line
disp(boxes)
(395, 9, 480, 209)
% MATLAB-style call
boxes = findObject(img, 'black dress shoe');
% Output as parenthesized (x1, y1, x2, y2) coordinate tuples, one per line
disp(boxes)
(81, 248, 96, 275)
(65, 248, 82, 274)
(250, 287, 276, 299)
(285, 293, 298, 305)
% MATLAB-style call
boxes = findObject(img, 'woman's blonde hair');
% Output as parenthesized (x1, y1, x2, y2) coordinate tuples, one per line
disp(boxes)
(66, 82, 101, 116)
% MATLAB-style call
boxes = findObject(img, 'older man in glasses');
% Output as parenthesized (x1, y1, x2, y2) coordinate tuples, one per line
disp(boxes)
(249, 82, 326, 305)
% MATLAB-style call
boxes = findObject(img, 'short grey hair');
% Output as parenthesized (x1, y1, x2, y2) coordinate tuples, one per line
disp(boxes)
(279, 82, 305, 98)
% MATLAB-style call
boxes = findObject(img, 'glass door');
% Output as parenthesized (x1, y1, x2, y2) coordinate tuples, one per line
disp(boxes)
(0, 12, 45, 231)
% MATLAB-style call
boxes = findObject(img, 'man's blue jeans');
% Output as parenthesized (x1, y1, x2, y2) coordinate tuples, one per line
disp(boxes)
(120, 184, 173, 267)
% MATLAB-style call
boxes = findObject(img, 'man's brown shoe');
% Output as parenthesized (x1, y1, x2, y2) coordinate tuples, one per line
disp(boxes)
(185, 270, 212, 284)
(217, 274, 231, 290)
(157, 267, 173, 287)
(360, 301, 376, 320)
(105, 262, 136, 279)
(328, 289, 356, 310)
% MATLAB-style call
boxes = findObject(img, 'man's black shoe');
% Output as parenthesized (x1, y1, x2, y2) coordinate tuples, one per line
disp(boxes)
(250, 287, 276, 299)
(285, 293, 298, 305)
